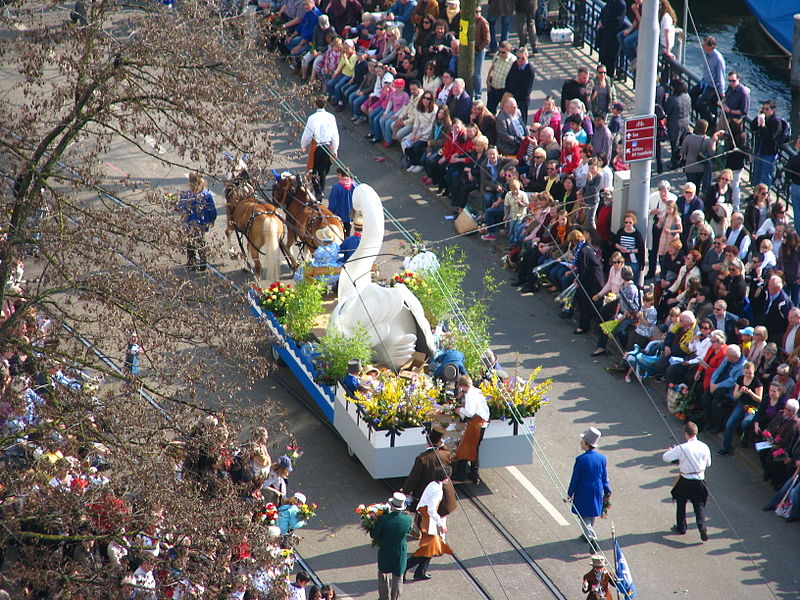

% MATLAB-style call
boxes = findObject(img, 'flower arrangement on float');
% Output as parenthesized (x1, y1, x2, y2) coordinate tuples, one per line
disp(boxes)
(351, 373, 441, 429)
(478, 367, 552, 421)
(257, 282, 295, 317)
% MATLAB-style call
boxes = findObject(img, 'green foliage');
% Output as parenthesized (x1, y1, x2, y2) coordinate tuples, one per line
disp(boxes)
(413, 246, 466, 326)
(316, 325, 373, 384)
(283, 279, 324, 341)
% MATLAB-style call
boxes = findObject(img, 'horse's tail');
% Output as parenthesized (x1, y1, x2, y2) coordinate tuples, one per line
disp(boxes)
(259, 212, 283, 283)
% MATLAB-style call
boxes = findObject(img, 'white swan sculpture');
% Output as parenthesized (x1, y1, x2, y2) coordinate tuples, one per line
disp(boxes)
(329, 184, 436, 370)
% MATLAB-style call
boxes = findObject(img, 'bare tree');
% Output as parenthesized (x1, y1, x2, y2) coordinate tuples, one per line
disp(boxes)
(0, 1, 305, 596)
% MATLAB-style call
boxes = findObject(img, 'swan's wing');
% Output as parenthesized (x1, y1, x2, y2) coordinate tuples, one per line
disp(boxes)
(395, 285, 436, 355)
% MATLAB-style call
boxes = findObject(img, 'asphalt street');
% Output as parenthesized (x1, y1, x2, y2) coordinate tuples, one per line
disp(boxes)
(53, 35, 800, 600)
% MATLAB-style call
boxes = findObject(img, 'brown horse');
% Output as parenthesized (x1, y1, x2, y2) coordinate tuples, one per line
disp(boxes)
(224, 178, 285, 283)
(272, 172, 344, 270)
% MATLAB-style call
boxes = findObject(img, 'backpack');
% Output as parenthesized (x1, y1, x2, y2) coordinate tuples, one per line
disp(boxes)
(778, 117, 792, 145)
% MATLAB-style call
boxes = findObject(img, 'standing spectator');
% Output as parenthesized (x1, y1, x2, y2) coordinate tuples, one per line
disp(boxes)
(595, 0, 626, 79)
(658, 0, 678, 58)
(591, 113, 613, 160)
(403, 467, 453, 580)
(662, 421, 712, 541)
(571, 229, 605, 334)
(618, 0, 642, 65)
(785, 136, 800, 236)
(327, 168, 355, 236)
(751, 100, 783, 188)
(451, 375, 490, 484)
(690, 36, 726, 125)
(590, 64, 616, 117)
(718, 71, 750, 133)
(124, 334, 142, 380)
(473, 6, 490, 99)
(759, 275, 794, 343)
(567, 427, 611, 544)
(560, 66, 593, 114)
(176, 172, 217, 272)
(301, 96, 340, 199)
(514, 0, 537, 53)
(485, 41, 514, 114)
(680, 120, 721, 191)
(326, 0, 363, 36)
(505, 47, 535, 123)
(664, 79, 691, 169)
(371, 493, 413, 600)
(645, 180, 677, 280)
(614, 211, 646, 282)
(486, 0, 514, 53)
(386, 0, 418, 44)
(724, 119, 749, 211)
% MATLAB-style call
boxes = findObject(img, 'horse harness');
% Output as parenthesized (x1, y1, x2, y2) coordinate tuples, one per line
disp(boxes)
(232, 199, 293, 267)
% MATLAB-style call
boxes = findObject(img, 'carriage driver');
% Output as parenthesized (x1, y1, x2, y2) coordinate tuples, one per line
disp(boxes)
(176, 172, 217, 272)
(300, 96, 340, 200)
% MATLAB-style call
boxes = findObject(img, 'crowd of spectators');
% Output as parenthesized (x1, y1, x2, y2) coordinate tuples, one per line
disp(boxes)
(0, 259, 316, 597)
(266, 0, 800, 526)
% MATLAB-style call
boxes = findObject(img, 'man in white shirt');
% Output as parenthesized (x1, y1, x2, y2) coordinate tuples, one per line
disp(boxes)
(287, 571, 311, 600)
(662, 421, 712, 541)
(725, 212, 751, 259)
(452, 374, 490, 484)
(645, 180, 677, 280)
(300, 96, 340, 199)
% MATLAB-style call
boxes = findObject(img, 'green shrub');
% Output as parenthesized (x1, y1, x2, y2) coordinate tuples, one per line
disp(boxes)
(316, 325, 373, 384)
(283, 279, 324, 341)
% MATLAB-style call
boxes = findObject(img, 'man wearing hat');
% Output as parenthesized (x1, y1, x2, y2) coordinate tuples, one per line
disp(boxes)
(371, 492, 412, 600)
(581, 555, 616, 600)
(339, 215, 362, 263)
(567, 427, 611, 544)
(343, 359, 367, 398)
(662, 421, 712, 541)
(402, 428, 457, 520)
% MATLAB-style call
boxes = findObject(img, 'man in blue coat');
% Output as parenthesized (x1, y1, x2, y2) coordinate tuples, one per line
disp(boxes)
(567, 427, 611, 545)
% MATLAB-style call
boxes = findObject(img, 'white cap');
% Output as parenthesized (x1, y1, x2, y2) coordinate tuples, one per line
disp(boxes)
(382, 73, 395, 85)
(293, 492, 307, 504)
(344, 38, 355, 47)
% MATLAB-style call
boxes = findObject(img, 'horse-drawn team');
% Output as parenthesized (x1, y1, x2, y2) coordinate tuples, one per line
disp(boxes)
(222, 164, 344, 283)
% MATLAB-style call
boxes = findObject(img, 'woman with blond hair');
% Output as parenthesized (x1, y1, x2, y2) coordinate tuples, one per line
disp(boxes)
(703, 168, 732, 235)
(656, 199, 682, 260)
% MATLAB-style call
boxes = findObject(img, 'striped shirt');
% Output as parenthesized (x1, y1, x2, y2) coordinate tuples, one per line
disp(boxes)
(617, 231, 638, 263)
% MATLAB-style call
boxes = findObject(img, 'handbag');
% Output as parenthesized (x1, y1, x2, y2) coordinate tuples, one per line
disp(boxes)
(775, 474, 798, 519)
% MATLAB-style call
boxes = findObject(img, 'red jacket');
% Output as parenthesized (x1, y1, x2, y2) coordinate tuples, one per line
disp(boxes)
(560, 144, 581, 174)
(442, 131, 469, 162)
(697, 344, 728, 391)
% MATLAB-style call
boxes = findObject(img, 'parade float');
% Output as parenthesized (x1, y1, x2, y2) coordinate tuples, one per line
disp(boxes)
(247, 184, 551, 479)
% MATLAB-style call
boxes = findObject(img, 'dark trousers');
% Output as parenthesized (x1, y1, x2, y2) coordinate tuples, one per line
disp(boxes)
(312, 144, 332, 197)
(759, 449, 791, 487)
(672, 477, 707, 532)
(487, 87, 505, 115)
(576, 285, 596, 331)
(404, 555, 430, 578)
(186, 230, 208, 271)
(701, 387, 732, 431)
(598, 26, 623, 78)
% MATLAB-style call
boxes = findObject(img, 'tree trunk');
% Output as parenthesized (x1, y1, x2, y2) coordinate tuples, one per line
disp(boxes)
(458, 0, 476, 95)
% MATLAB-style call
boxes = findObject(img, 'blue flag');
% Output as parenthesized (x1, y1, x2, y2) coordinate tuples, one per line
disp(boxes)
(614, 539, 637, 599)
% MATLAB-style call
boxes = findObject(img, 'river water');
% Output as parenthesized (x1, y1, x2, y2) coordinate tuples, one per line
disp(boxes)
(674, 0, 792, 119)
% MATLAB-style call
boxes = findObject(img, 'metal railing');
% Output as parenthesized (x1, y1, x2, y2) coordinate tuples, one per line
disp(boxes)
(560, 0, 797, 206)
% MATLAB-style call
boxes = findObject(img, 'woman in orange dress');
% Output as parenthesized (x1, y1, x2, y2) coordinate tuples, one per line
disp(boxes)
(404, 467, 452, 581)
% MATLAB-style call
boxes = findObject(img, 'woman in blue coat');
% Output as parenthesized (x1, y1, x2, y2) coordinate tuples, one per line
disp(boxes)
(567, 427, 611, 544)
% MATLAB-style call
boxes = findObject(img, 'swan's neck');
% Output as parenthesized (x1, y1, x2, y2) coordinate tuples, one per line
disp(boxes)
(337, 190, 384, 302)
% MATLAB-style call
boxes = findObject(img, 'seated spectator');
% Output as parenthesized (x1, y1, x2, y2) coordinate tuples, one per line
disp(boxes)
(759, 274, 794, 343)
(403, 90, 438, 171)
(532, 96, 561, 141)
(496, 96, 527, 156)
(704, 344, 746, 433)
(665, 318, 713, 386)
(716, 258, 747, 316)
(658, 250, 701, 319)
(776, 229, 800, 305)
(718, 361, 763, 455)
(420, 60, 441, 95)
(469, 100, 497, 146)
(651, 310, 697, 379)
(762, 442, 800, 521)
(445, 77, 472, 123)
(537, 126, 561, 162)
(755, 397, 798, 489)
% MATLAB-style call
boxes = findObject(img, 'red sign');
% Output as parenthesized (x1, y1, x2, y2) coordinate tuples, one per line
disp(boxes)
(623, 114, 657, 163)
